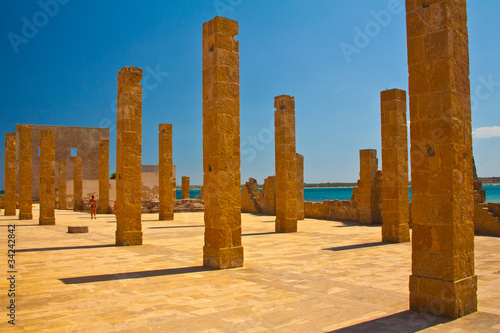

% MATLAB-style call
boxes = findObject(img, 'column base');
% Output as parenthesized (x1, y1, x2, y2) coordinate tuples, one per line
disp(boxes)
(39, 219, 55, 225)
(159, 212, 174, 221)
(19, 212, 32, 220)
(203, 246, 243, 269)
(116, 231, 143, 246)
(276, 218, 297, 233)
(409, 275, 477, 319)
(4, 210, 16, 216)
(382, 223, 410, 243)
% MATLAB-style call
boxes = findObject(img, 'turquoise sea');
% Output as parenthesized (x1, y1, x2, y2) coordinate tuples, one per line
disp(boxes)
(303, 185, 500, 203)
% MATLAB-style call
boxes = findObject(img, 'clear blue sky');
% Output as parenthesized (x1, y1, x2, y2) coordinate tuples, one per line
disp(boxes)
(1, 0, 499, 187)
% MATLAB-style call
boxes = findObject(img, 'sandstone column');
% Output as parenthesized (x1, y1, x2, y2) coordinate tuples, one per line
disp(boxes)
(39, 130, 56, 225)
(58, 159, 66, 210)
(406, 0, 477, 318)
(202, 16, 243, 268)
(159, 123, 174, 220)
(274, 95, 298, 232)
(73, 155, 83, 211)
(116, 66, 143, 246)
(4, 133, 16, 216)
(381, 89, 410, 242)
(358, 149, 378, 224)
(296, 153, 305, 220)
(181, 176, 190, 199)
(19, 125, 33, 220)
(99, 138, 110, 214)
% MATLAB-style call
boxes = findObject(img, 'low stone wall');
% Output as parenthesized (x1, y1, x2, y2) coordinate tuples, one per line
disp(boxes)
(304, 200, 359, 222)
(474, 202, 500, 237)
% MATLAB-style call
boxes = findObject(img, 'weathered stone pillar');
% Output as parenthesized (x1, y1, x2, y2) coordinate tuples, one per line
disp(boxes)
(381, 89, 410, 242)
(296, 153, 305, 220)
(406, 0, 477, 318)
(274, 95, 298, 232)
(116, 66, 143, 246)
(181, 176, 190, 199)
(159, 123, 174, 220)
(358, 149, 378, 224)
(4, 133, 16, 216)
(19, 125, 33, 220)
(73, 155, 83, 211)
(262, 176, 276, 215)
(202, 16, 243, 269)
(58, 159, 66, 210)
(39, 130, 56, 225)
(99, 138, 110, 214)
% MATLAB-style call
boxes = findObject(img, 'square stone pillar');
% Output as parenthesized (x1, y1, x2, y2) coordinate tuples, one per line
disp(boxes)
(181, 176, 190, 199)
(275, 95, 298, 232)
(296, 153, 305, 220)
(73, 155, 83, 211)
(116, 66, 143, 246)
(4, 133, 16, 216)
(58, 159, 66, 210)
(381, 89, 410, 242)
(159, 123, 174, 220)
(262, 176, 276, 216)
(99, 138, 110, 214)
(358, 149, 378, 224)
(19, 125, 33, 220)
(39, 130, 56, 225)
(202, 16, 243, 269)
(406, 0, 477, 318)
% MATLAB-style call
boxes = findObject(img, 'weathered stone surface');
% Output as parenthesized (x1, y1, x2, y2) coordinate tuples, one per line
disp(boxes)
(181, 176, 190, 199)
(275, 95, 298, 232)
(203, 16, 243, 269)
(73, 156, 83, 211)
(4, 133, 16, 216)
(58, 159, 67, 210)
(159, 123, 174, 220)
(406, 0, 477, 318)
(68, 226, 88, 233)
(381, 89, 410, 243)
(99, 139, 110, 214)
(358, 149, 380, 225)
(116, 66, 143, 246)
(261, 176, 276, 215)
(241, 178, 262, 214)
(39, 130, 56, 225)
(296, 153, 305, 220)
(19, 125, 33, 220)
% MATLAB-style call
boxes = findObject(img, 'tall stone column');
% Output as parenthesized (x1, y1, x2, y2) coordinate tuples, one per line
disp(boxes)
(274, 95, 298, 232)
(202, 16, 243, 269)
(296, 153, 305, 220)
(19, 125, 33, 220)
(358, 149, 378, 224)
(406, 0, 477, 318)
(73, 155, 83, 211)
(39, 130, 56, 225)
(381, 89, 410, 242)
(182, 176, 190, 199)
(58, 159, 66, 210)
(159, 123, 174, 220)
(99, 138, 110, 214)
(4, 133, 16, 216)
(116, 66, 143, 246)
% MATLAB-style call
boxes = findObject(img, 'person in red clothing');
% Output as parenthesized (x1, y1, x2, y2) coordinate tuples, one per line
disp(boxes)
(88, 195, 97, 219)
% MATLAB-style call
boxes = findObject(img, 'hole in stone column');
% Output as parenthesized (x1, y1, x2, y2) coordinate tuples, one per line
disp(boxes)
(71, 148, 77, 157)
(208, 165, 212, 172)
(209, 45, 214, 52)
(422, 0, 431, 8)
(280, 106, 287, 110)
(426, 145, 435, 157)
(38, 147, 40, 157)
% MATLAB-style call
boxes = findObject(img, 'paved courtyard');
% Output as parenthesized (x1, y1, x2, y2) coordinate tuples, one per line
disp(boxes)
(1, 205, 500, 332)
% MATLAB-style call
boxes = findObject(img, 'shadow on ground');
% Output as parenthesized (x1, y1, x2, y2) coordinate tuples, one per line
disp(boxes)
(328, 310, 450, 332)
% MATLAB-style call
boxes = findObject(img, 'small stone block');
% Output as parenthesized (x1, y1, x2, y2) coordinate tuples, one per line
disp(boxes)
(68, 226, 89, 233)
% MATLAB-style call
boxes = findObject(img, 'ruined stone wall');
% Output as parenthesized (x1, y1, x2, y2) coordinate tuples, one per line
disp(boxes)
(15, 124, 109, 200)
(260, 176, 276, 215)
(241, 178, 262, 214)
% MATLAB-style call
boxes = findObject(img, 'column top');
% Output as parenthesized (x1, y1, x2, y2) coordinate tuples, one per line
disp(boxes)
(159, 123, 173, 132)
(381, 89, 406, 101)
